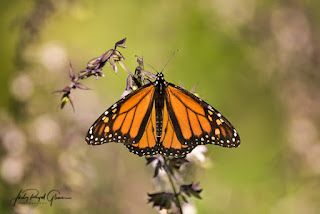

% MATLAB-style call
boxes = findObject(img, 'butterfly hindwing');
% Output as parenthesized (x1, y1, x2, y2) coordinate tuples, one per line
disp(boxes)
(86, 83, 155, 145)
(158, 100, 197, 157)
(125, 103, 158, 156)
(164, 83, 240, 148)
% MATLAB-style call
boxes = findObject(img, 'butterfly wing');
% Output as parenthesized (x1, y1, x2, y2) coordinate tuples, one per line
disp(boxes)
(86, 78, 240, 157)
(126, 102, 158, 156)
(164, 83, 240, 149)
(158, 100, 197, 157)
(86, 83, 156, 146)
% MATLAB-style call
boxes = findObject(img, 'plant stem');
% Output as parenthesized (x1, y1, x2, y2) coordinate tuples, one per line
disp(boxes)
(163, 156, 183, 214)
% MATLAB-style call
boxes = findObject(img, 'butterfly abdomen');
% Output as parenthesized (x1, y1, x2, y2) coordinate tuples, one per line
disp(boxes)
(154, 73, 166, 142)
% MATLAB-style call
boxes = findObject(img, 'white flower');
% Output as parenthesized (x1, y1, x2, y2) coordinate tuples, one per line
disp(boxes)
(182, 203, 197, 214)
(150, 155, 166, 178)
(186, 145, 208, 165)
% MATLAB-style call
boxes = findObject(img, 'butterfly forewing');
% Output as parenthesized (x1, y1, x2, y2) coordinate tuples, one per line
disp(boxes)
(164, 83, 240, 148)
(86, 83, 155, 145)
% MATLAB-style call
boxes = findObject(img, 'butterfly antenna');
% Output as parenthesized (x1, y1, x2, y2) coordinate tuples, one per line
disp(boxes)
(146, 62, 159, 73)
(160, 49, 179, 74)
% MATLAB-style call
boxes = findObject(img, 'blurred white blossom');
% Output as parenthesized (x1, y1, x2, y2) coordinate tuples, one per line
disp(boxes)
(1, 126, 26, 156)
(32, 115, 61, 144)
(158, 209, 168, 214)
(186, 145, 208, 165)
(182, 203, 197, 214)
(10, 73, 34, 102)
(271, 8, 311, 54)
(14, 204, 40, 214)
(1, 156, 24, 184)
(39, 42, 67, 72)
(288, 117, 317, 155)
(210, 0, 255, 27)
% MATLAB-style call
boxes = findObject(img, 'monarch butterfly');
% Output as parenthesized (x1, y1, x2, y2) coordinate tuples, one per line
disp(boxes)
(86, 73, 240, 157)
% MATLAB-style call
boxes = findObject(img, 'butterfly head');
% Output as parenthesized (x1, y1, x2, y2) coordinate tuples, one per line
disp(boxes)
(156, 72, 164, 79)
(155, 73, 167, 89)
(155, 72, 165, 83)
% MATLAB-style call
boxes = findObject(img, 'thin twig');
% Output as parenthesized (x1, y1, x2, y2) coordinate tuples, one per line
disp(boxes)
(163, 156, 183, 214)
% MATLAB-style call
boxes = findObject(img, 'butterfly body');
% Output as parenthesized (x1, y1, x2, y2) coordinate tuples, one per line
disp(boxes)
(154, 73, 167, 141)
(86, 73, 240, 157)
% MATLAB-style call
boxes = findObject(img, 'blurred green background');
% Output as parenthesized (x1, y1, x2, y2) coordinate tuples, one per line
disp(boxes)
(1, 0, 320, 213)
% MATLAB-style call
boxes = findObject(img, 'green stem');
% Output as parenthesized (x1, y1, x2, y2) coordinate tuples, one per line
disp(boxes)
(163, 156, 183, 214)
